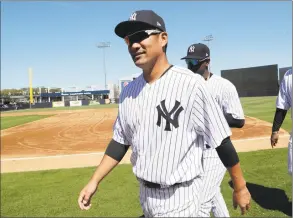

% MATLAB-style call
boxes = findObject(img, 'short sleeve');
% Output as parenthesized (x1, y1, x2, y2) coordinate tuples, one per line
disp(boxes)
(192, 82, 232, 149)
(276, 71, 291, 110)
(112, 96, 130, 145)
(222, 83, 245, 119)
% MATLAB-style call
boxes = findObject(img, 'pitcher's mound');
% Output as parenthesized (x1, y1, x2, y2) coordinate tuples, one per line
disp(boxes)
(231, 116, 290, 152)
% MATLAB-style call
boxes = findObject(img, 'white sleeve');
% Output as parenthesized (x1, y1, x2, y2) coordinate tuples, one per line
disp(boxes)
(112, 113, 130, 145)
(192, 82, 232, 149)
(222, 83, 245, 119)
(276, 73, 291, 110)
(112, 91, 131, 145)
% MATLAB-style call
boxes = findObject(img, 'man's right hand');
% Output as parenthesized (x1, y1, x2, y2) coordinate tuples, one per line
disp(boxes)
(233, 185, 251, 215)
(270, 132, 279, 148)
(78, 180, 99, 210)
(77, 154, 120, 210)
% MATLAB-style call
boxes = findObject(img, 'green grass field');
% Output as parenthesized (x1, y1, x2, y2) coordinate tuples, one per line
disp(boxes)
(240, 96, 291, 132)
(1, 96, 292, 217)
(1, 149, 291, 217)
(0, 115, 52, 130)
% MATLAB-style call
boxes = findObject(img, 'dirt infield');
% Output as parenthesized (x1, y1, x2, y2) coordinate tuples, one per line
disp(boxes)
(1, 109, 290, 173)
(1, 109, 117, 158)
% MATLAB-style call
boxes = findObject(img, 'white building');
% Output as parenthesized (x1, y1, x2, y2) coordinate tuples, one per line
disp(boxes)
(107, 83, 119, 99)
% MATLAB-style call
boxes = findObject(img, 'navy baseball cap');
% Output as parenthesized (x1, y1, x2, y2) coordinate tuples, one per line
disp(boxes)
(181, 43, 210, 60)
(115, 10, 166, 38)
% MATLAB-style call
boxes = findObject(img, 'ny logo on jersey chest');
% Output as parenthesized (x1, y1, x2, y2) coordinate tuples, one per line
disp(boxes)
(156, 100, 184, 131)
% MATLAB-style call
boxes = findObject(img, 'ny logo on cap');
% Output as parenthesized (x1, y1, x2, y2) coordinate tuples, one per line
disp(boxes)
(129, 12, 137, 21)
(189, 45, 195, 53)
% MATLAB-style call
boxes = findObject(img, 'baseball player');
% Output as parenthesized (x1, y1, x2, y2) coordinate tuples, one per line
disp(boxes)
(181, 43, 245, 217)
(78, 10, 251, 217)
(271, 68, 292, 176)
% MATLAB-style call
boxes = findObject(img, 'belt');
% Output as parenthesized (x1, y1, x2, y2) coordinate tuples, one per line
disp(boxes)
(140, 179, 181, 189)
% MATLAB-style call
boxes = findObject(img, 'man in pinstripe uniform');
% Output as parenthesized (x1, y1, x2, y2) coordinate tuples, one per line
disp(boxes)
(271, 68, 292, 176)
(181, 43, 246, 217)
(78, 10, 251, 217)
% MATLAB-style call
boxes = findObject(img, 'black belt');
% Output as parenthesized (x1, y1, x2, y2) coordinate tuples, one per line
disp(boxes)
(140, 179, 181, 189)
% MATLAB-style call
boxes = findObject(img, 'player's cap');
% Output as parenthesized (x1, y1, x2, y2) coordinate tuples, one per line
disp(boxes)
(115, 10, 166, 38)
(181, 43, 210, 60)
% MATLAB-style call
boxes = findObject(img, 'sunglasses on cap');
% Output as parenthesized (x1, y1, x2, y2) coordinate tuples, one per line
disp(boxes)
(124, 29, 162, 46)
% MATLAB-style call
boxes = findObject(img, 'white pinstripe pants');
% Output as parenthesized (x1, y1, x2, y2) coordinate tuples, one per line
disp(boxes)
(198, 152, 230, 217)
(139, 177, 203, 217)
(288, 133, 292, 176)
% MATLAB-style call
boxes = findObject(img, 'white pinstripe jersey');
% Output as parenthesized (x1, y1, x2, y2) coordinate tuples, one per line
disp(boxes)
(203, 74, 244, 158)
(113, 65, 231, 186)
(206, 74, 244, 119)
(276, 69, 292, 114)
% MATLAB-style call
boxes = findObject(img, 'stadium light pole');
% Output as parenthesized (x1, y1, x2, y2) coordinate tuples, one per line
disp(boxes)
(97, 42, 111, 90)
(202, 34, 214, 71)
(202, 34, 213, 48)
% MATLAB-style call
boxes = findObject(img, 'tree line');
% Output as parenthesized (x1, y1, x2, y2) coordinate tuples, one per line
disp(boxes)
(0, 87, 62, 97)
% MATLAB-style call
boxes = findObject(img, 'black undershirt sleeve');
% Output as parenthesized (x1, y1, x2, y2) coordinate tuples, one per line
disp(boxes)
(272, 108, 287, 132)
(224, 113, 245, 128)
(216, 137, 239, 168)
(105, 139, 130, 162)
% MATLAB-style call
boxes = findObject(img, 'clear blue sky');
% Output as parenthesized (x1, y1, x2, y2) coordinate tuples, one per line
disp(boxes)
(1, 1, 292, 90)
